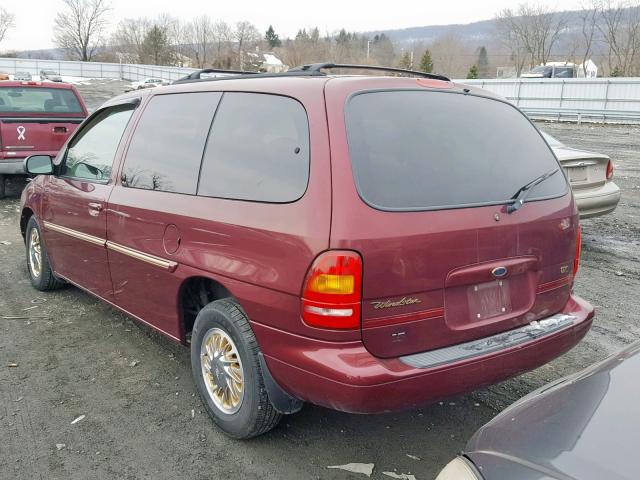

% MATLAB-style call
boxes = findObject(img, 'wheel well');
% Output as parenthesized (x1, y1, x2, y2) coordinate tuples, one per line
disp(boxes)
(179, 277, 232, 341)
(20, 208, 34, 240)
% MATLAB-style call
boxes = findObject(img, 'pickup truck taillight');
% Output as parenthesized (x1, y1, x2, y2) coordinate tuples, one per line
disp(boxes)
(301, 250, 362, 329)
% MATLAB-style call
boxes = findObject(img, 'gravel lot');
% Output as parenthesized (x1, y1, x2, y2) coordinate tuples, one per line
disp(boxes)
(0, 80, 638, 479)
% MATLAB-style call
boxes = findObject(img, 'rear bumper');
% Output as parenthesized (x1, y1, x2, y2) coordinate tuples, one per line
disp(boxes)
(0, 151, 58, 175)
(0, 159, 25, 174)
(574, 181, 621, 219)
(256, 294, 594, 413)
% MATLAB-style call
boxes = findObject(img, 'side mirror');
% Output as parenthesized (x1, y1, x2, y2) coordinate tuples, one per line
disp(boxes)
(24, 155, 54, 175)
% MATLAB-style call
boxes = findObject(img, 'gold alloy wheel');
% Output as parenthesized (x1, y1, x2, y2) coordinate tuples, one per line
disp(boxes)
(28, 227, 42, 279)
(200, 328, 244, 414)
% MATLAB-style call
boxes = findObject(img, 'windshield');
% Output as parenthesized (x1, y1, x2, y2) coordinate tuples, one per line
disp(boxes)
(345, 90, 568, 211)
(0, 87, 83, 114)
(530, 66, 552, 76)
(554, 67, 574, 78)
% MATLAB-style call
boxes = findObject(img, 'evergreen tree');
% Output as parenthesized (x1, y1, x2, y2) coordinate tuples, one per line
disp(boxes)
(419, 49, 433, 73)
(611, 65, 623, 77)
(265, 25, 281, 48)
(477, 46, 489, 78)
(141, 25, 174, 66)
(336, 28, 351, 45)
(371, 33, 395, 65)
(466, 64, 479, 79)
(399, 51, 412, 69)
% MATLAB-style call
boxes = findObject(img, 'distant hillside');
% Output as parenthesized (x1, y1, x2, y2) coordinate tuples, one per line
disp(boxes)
(366, 18, 497, 45)
(366, 8, 613, 56)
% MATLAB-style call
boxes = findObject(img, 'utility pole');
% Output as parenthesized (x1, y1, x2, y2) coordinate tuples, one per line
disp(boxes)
(367, 40, 371, 59)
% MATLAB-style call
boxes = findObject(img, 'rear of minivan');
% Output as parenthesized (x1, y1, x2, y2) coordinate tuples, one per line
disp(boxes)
(267, 77, 594, 413)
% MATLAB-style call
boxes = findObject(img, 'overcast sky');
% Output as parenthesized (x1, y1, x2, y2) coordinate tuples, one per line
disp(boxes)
(2, 0, 583, 51)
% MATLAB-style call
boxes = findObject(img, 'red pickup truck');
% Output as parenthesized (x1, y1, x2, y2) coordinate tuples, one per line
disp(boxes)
(0, 81, 88, 197)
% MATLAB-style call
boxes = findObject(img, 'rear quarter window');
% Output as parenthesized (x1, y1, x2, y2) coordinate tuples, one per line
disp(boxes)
(197, 92, 310, 203)
(345, 90, 567, 211)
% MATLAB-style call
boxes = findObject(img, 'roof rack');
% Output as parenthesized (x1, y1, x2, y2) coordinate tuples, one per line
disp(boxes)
(171, 62, 451, 85)
(173, 68, 259, 84)
(288, 63, 450, 81)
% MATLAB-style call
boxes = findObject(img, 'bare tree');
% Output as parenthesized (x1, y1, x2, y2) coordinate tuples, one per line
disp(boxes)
(211, 21, 233, 68)
(0, 7, 15, 45)
(185, 15, 214, 68)
(495, 3, 567, 73)
(234, 21, 260, 69)
(53, 0, 111, 61)
(596, 0, 640, 75)
(578, 2, 600, 75)
(111, 18, 150, 63)
(111, 14, 181, 65)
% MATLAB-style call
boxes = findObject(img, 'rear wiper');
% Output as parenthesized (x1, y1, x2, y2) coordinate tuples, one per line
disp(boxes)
(506, 168, 560, 214)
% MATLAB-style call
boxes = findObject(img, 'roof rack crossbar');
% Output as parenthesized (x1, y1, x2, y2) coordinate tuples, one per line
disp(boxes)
(178, 68, 260, 82)
(288, 63, 450, 81)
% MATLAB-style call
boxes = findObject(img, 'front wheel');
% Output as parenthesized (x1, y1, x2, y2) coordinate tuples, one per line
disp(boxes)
(191, 299, 281, 439)
(25, 217, 65, 291)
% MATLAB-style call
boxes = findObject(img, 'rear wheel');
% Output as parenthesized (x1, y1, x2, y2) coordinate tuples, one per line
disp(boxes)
(191, 299, 281, 439)
(0, 174, 5, 199)
(25, 217, 65, 291)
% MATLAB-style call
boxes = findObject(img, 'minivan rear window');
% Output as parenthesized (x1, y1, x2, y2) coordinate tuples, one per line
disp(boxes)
(0, 87, 83, 114)
(346, 90, 567, 211)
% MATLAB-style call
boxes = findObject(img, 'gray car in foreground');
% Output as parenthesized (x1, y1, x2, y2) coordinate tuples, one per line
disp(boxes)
(544, 131, 621, 218)
(436, 340, 640, 480)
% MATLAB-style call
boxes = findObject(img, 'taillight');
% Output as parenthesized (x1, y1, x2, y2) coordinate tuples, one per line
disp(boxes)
(573, 224, 581, 278)
(606, 160, 614, 180)
(301, 250, 362, 329)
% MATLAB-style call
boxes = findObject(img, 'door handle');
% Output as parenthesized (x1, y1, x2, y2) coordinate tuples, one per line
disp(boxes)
(88, 202, 103, 212)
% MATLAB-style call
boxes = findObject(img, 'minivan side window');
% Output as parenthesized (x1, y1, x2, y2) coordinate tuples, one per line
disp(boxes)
(60, 105, 134, 182)
(122, 92, 222, 194)
(198, 93, 309, 203)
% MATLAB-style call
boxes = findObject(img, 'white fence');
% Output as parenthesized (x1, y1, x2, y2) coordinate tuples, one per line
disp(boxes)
(2, 57, 640, 122)
(0, 57, 196, 82)
(461, 78, 640, 123)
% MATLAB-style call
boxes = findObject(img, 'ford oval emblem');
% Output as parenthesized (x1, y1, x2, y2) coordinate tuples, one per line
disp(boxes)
(492, 266, 508, 278)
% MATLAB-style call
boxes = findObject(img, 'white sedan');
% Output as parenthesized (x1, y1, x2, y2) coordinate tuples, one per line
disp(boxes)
(542, 131, 621, 218)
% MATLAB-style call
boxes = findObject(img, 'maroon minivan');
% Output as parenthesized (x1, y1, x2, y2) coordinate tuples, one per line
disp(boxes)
(0, 80, 88, 197)
(19, 64, 594, 438)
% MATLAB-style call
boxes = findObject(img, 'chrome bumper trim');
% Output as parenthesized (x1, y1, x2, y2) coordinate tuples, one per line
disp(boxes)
(43, 221, 106, 247)
(400, 314, 576, 369)
(106, 241, 178, 272)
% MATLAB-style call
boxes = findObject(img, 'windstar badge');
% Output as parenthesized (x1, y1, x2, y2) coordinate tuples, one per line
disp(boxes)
(371, 297, 421, 309)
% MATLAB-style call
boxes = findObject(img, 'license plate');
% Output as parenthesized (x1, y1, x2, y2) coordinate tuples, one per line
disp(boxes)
(568, 166, 588, 182)
(468, 280, 512, 320)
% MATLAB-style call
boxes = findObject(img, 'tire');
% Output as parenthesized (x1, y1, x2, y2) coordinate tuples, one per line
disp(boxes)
(191, 299, 282, 439)
(0, 174, 5, 199)
(25, 216, 65, 291)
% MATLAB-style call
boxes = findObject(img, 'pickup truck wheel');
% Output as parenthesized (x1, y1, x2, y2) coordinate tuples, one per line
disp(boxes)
(191, 299, 282, 439)
(25, 217, 65, 291)
(0, 175, 5, 199)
